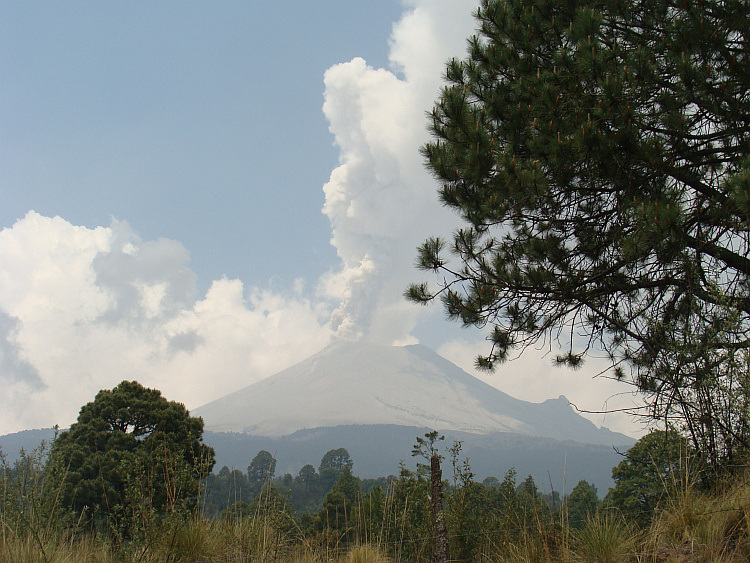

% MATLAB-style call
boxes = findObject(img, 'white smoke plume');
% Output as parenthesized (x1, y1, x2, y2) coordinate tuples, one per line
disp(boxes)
(320, 0, 478, 343)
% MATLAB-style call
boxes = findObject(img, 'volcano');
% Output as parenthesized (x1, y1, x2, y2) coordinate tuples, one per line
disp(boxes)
(194, 340, 628, 446)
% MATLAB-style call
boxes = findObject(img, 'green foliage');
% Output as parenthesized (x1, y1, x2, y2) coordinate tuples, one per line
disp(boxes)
(6, 432, 730, 562)
(351, 484, 386, 545)
(286, 464, 322, 515)
(4, 433, 750, 562)
(571, 512, 636, 562)
(518, 474, 540, 499)
(565, 479, 600, 528)
(319, 448, 353, 491)
(0, 438, 77, 561)
(203, 449, 357, 519)
(297, 463, 317, 485)
(482, 475, 499, 487)
(222, 500, 253, 520)
(411, 431, 445, 476)
(446, 479, 492, 562)
(384, 465, 432, 562)
(202, 467, 251, 517)
(319, 448, 353, 474)
(603, 429, 695, 526)
(250, 485, 294, 533)
(47, 380, 215, 531)
(318, 466, 361, 537)
(248, 450, 276, 483)
(408, 0, 750, 472)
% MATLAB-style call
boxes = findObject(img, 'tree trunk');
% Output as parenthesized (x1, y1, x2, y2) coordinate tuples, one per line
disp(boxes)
(430, 453, 448, 563)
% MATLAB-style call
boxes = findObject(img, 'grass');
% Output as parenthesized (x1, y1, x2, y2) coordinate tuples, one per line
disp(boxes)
(1, 498, 750, 563)
(643, 471, 750, 562)
(569, 512, 636, 562)
(5, 450, 750, 562)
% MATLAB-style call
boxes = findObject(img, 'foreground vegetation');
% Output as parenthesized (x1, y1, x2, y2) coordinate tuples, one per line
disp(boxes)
(3, 429, 750, 563)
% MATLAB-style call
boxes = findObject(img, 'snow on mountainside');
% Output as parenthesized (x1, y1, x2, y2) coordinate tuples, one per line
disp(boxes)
(194, 340, 629, 446)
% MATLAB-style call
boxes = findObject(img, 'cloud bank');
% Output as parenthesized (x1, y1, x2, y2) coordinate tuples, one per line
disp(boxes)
(0, 0, 642, 437)
(0, 213, 332, 433)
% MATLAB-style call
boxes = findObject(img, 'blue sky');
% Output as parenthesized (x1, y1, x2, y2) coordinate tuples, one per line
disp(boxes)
(2, 1, 402, 291)
(0, 1, 644, 437)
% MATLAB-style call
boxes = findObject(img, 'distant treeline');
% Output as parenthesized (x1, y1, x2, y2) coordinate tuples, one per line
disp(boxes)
(201, 443, 596, 529)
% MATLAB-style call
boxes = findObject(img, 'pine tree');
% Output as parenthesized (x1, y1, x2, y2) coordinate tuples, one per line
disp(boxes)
(408, 0, 750, 471)
(248, 450, 277, 492)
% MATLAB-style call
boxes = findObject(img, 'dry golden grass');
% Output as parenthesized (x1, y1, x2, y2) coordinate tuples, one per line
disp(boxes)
(643, 470, 750, 562)
(341, 544, 392, 563)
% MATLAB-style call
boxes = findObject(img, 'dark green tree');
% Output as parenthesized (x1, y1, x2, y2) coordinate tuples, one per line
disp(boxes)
(319, 448, 353, 474)
(250, 485, 294, 531)
(353, 484, 386, 543)
(248, 450, 277, 483)
(495, 468, 519, 512)
(407, 0, 750, 471)
(318, 466, 361, 540)
(411, 431, 445, 476)
(287, 464, 322, 514)
(483, 468, 530, 540)
(48, 380, 214, 527)
(298, 464, 318, 486)
(603, 430, 695, 526)
(222, 500, 253, 520)
(387, 465, 433, 562)
(517, 474, 540, 499)
(482, 476, 500, 488)
(444, 453, 491, 563)
(516, 474, 550, 517)
(0, 439, 71, 540)
(201, 467, 252, 517)
(319, 448, 353, 490)
(565, 480, 599, 528)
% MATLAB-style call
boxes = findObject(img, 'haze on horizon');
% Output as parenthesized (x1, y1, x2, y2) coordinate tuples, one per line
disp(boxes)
(0, 1, 646, 438)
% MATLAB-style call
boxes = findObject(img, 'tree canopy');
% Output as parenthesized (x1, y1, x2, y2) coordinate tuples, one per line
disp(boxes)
(408, 0, 750, 469)
(317, 448, 354, 491)
(49, 380, 215, 526)
(319, 448, 353, 474)
(248, 450, 277, 483)
(565, 480, 599, 528)
(603, 430, 694, 525)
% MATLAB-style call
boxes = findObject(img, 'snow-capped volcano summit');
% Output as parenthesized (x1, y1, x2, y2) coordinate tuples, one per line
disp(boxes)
(194, 340, 627, 446)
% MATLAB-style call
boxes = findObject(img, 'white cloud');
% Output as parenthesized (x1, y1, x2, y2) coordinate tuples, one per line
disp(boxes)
(91, 219, 197, 326)
(0, 212, 332, 434)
